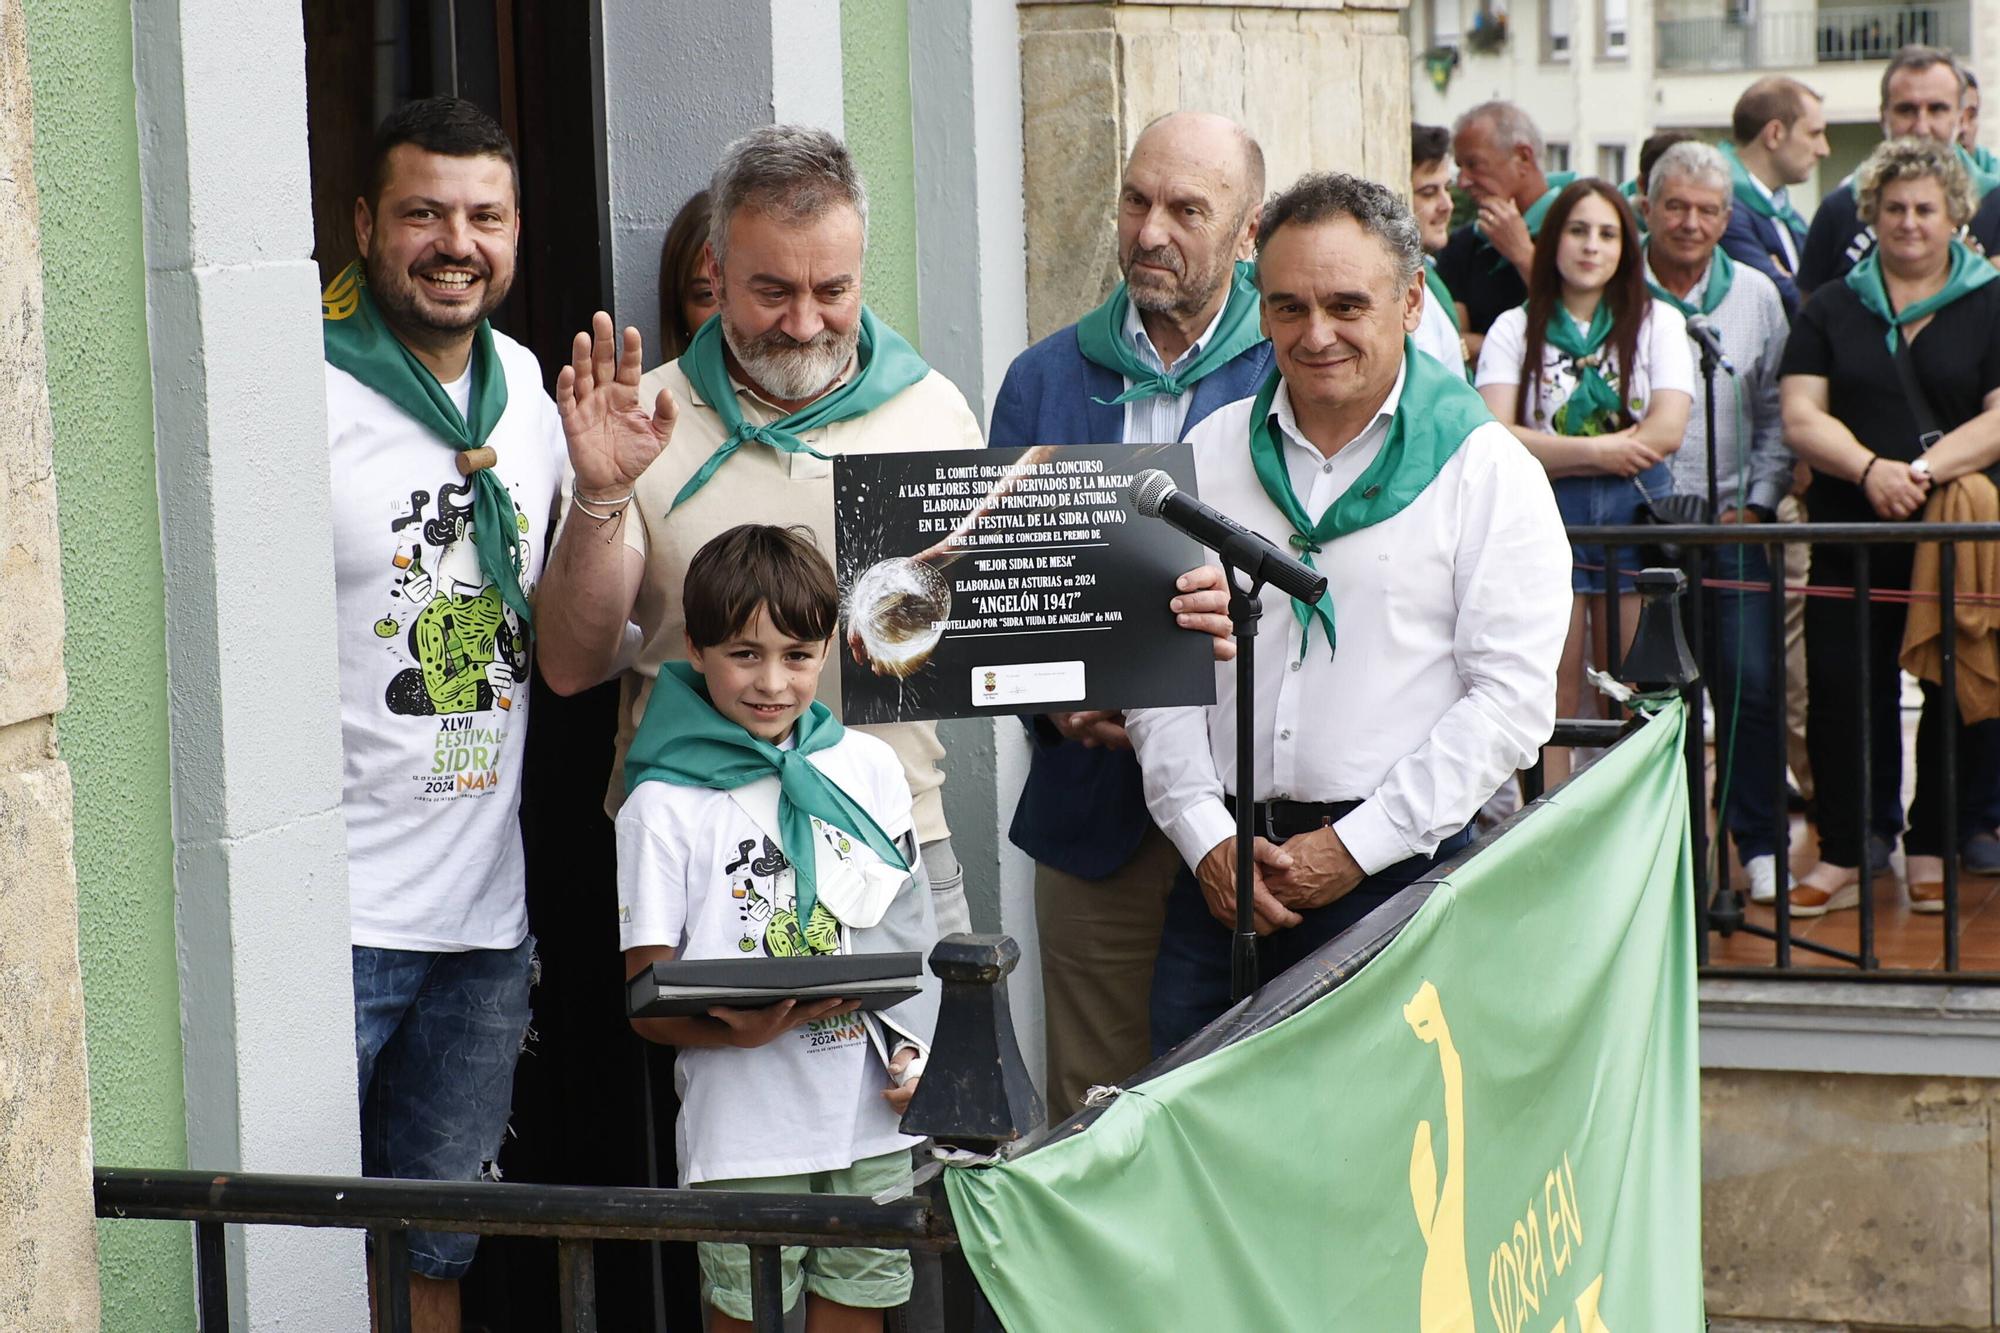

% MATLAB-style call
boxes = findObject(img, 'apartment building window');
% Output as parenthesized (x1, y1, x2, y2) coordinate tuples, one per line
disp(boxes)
(1546, 141, 1571, 172)
(1598, 143, 1627, 183)
(1431, 0, 1462, 47)
(1601, 0, 1629, 57)
(1545, 0, 1572, 59)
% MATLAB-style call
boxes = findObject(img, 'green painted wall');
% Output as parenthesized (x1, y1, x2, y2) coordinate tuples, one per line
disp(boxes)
(20, 2, 195, 1327)
(842, 0, 921, 345)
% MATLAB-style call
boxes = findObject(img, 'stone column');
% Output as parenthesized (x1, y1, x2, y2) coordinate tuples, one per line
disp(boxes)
(0, 1, 101, 1327)
(1018, 0, 1412, 341)
(130, 1, 365, 1326)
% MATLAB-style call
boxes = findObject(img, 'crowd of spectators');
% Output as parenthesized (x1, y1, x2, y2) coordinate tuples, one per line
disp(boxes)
(324, 44, 2000, 1330)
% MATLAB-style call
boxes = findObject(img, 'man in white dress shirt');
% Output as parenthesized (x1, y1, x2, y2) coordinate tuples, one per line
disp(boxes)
(1127, 172, 1573, 1053)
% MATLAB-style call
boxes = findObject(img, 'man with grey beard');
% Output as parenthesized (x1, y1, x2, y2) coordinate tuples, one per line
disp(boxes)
(535, 124, 991, 935)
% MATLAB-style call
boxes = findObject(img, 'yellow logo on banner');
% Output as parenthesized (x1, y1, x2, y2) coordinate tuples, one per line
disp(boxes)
(1406, 980, 1613, 1333)
(1404, 980, 1475, 1332)
(322, 264, 361, 321)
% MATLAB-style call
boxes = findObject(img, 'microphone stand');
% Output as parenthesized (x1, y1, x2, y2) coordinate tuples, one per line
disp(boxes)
(1691, 328, 1743, 934)
(1218, 534, 1269, 1003)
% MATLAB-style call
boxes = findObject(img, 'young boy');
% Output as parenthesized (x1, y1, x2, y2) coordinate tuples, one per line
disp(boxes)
(616, 524, 939, 1332)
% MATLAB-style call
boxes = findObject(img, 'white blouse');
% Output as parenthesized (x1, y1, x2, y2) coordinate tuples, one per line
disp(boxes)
(1475, 298, 1694, 433)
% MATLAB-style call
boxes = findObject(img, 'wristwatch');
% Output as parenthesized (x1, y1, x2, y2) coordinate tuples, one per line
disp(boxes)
(1911, 457, 1934, 482)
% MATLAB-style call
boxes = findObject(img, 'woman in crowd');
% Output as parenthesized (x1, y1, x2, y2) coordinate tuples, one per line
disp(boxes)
(657, 189, 717, 361)
(1779, 137, 2000, 916)
(1475, 178, 1693, 784)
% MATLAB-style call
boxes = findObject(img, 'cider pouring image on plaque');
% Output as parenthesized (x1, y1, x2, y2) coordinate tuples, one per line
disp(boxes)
(834, 442, 1216, 723)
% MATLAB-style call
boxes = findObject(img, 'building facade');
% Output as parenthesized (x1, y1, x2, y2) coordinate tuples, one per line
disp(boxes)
(1412, 0, 2000, 211)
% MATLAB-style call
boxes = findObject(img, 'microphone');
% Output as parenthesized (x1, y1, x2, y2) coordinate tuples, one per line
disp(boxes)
(1685, 316, 1736, 375)
(1130, 469, 1329, 606)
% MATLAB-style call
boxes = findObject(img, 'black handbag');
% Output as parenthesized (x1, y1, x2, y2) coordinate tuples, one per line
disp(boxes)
(1632, 477, 1706, 567)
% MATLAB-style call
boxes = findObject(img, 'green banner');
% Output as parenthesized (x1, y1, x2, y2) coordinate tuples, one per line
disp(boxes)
(946, 703, 1700, 1331)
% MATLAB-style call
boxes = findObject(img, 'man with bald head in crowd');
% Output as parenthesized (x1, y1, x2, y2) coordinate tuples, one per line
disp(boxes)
(1435, 101, 1571, 359)
(990, 110, 1274, 1118)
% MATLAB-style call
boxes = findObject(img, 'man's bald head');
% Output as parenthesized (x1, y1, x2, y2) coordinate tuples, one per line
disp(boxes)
(1132, 112, 1266, 207)
(1118, 113, 1264, 322)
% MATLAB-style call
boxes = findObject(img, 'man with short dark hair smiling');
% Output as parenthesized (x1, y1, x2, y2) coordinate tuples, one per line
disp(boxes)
(323, 95, 563, 1332)
(1127, 172, 1572, 1052)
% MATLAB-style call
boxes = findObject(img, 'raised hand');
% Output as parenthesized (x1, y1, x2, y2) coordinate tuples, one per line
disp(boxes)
(555, 311, 678, 499)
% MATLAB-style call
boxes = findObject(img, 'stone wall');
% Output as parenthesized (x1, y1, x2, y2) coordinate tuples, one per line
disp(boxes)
(0, 0, 101, 1327)
(1704, 1068, 2000, 1329)
(1018, 0, 1411, 341)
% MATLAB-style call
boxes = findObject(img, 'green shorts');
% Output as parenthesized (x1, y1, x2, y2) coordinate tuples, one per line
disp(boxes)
(694, 1149, 915, 1320)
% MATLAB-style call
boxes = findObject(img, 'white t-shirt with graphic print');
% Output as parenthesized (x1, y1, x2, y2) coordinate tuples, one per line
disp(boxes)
(615, 728, 921, 1185)
(328, 330, 565, 952)
(1475, 298, 1693, 434)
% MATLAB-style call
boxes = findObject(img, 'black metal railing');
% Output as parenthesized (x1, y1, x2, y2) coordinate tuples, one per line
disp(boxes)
(96, 710, 1669, 1332)
(1566, 520, 2000, 981)
(1655, 2, 1971, 73)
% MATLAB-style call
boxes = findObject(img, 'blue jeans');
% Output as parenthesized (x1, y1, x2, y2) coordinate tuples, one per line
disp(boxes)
(1554, 464, 1670, 595)
(1694, 546, 1787, 861)
(1149, 824, 1474, 1058)
(353, 935, 535, 1279)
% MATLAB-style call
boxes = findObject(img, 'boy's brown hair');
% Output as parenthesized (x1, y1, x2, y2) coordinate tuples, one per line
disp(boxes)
(683, 524, 841, 649)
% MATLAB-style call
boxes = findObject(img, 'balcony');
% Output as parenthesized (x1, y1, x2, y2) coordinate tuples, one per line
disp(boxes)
(1657, 2, 1971, 74)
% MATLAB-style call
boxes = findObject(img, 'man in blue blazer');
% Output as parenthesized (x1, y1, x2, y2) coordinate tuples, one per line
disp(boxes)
(990, 112, 1273, 1118)
(1717, 76, 1828, 318)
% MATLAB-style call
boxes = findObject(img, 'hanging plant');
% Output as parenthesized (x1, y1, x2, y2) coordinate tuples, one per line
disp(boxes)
(1466, 8, 1509, 53)
(1424, 46, 1461, 91)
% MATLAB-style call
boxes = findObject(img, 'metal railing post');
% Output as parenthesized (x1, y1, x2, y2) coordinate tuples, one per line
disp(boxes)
(1854, 548, 1872, 970)
(557, 1237, 599, 1333)
(1941, 540, 1961, 970)
(194, 1219, 229, 1332)
(371, 1228, 413, 1333)
(900, 934, 1040, 1333)
(749, 1244, 785, 1333)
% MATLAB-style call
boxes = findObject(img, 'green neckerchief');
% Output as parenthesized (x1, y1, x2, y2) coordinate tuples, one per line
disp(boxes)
(1844, 239, 2000, 355)
(1543, 300, 1625, 436)
(1617, 178, 1650, 238)
(672, 306, 930, 512)
(1959, 143, 2000, 200)
(625, 662, 909, 938)
(1423, 263, 1462, 333)
(1646, 246, 1736, 318)
(1073, 260, 1266, 407)
(1245, 339, 1491, 656)
(321, 261, 531, 627)
(1479, 171, 1577, 272)
(1717, 142, 1808, 242)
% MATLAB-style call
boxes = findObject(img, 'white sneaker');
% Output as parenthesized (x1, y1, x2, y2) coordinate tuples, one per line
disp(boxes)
(1746, 855, 1777, 904)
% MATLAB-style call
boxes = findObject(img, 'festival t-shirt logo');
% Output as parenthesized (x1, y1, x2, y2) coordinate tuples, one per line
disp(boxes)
(720, 836, 840, 958)
(370, 478, 533, 802)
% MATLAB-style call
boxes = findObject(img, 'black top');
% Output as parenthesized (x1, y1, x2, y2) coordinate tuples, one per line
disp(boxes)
(1433, 222, 1527, 335)
(1798, 178, 2000, 298)
(1780, 278, 2000, 522)
(1795, 182, 1865, 298)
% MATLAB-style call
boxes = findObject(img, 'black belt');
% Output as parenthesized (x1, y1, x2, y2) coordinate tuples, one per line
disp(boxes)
(1223, 795, 1363, 842)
